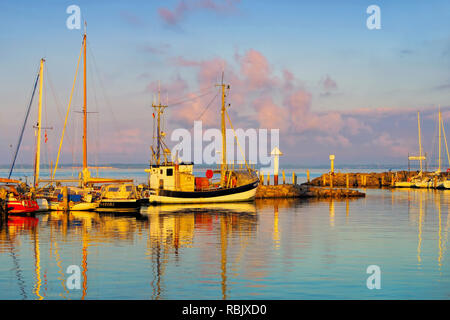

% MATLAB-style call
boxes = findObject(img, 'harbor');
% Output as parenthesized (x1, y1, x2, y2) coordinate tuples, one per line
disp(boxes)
(1, 1, 449, 303)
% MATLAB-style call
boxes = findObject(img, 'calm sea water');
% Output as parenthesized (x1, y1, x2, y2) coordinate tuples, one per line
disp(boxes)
(0, 168, 449, 299)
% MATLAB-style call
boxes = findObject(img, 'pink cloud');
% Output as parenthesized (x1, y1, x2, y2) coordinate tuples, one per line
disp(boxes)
(238, 49, 277, 90)
(158, 0, 240, 26)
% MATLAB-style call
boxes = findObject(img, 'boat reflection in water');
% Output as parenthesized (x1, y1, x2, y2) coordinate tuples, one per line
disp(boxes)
(1, 192, 448, 299)
(141, 202, 258, 299)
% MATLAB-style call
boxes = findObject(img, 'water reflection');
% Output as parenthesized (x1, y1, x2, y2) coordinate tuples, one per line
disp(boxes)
(0, 191, 449, 299)
(141, 203, 258, 299)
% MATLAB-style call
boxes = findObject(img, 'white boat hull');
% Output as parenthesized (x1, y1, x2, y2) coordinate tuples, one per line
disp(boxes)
(146, 181, 258, 204)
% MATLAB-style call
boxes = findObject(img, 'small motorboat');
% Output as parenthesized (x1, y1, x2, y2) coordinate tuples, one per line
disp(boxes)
(96, 183, 141, 212)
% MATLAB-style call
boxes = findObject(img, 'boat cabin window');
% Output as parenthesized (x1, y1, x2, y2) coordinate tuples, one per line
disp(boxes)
(160, 169, 163, 174)
(108, 187, 120, 192)
(126, 186, 132, 192)
(167, 168, 173, 176)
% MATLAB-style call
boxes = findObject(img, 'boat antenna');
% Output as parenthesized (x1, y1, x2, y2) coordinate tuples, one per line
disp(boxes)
(152, 81, 168, 165)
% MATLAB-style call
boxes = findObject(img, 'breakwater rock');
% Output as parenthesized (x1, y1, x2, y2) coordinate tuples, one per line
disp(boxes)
(255, 184, 365, 199)
(306, 171, 436, 187)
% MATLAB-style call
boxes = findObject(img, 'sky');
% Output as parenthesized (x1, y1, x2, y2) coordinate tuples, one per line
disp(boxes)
(0, 0, 449, 167)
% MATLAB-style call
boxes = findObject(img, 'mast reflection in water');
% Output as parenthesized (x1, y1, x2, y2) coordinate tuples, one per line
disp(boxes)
(0, 190, 449, 299)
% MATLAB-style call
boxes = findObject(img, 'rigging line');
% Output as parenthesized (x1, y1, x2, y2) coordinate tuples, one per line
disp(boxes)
(440, 116, 450, 169)
(53, 40, 83, 180)
(43, 77, 50, 172)
(164, 85, 215, 106)
(169, 89, 215, 107)
(86, 40, 121, 133)
(87, 54, 100, 172)
(225, 109, 251, 174)
(430, 111, 438, 169)
(197, 92, 219, 121)
(8, 63, 40, 179)
(45, 64, 73, 147)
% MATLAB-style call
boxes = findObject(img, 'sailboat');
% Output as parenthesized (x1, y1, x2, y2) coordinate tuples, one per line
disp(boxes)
(37, 26, 133, 210)
(0, 58, 47, 214)
(414, 107, 450, 189)
(143, 80, 259, 204)
(395, 112, 425, 188)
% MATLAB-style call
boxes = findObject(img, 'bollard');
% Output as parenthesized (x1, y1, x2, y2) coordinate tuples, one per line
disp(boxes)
(307, 170, 310, 183)
(267, 173, 270, 186)
(292, 172, 297, 185)
(261, 174, 265, 186)
(274, 173, 278, 185)
(391, 173, 394, 186)
(346, 173, 349, 189)
(330, 173, 333, 189)
(434, 176, 437, 188)
(323, 175, 326, 186)
(282, 170, 286, 184)
(62, 186, 69, 211)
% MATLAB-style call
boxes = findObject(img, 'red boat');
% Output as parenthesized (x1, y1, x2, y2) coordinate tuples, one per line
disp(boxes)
(1, 178, 39, 214)
(6, 198, 39, 214)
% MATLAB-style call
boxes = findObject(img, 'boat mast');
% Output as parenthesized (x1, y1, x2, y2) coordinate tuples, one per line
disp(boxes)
(152, 82, 167, 165)
(439, 106, 441, 173)
(217, 77, 228, 187)
(33, 58, 45, 187)
(82, 24, 88, 173)
(418, 112, 423, 173)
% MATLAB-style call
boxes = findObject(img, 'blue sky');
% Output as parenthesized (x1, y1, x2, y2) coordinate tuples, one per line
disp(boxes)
(0, 0, 449, 166)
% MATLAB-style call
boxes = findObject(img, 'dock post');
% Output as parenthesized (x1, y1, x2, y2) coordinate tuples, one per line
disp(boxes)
(381, 176, 384, 187)
(261, 173, 265, 186)
(62, 186, 68, 211)
(323, 175, 326, 186)
(391, 173, 394, 186)
(434, 176, 437, 188)
(267, 173, 270, 185)
(306, 170, 310, 183)
(282, 170, 285, 184)
(346, 173, 349, 189)
(274, 173, 278, 185)
(292, 172, 296, 185)
(330, 173, 333, 189)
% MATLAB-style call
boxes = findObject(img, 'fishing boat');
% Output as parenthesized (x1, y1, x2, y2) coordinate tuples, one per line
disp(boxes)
(143, 80, 259, 204)
(96, 183, 141, 212)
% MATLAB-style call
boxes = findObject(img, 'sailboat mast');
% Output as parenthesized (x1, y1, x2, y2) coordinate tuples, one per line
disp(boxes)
(82, 30, 88, 171)
(439, 106, 441, 173)
(418, 112, 423, 173)
(33, 58, 45, 187)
